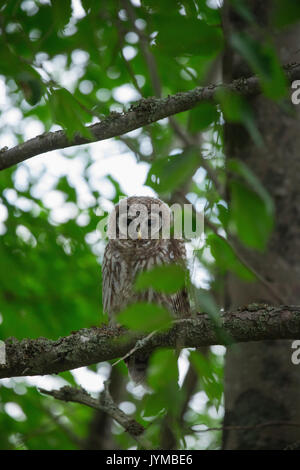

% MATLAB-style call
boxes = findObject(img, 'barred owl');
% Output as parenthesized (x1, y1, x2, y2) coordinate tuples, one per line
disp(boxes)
(102, 196, 190, 383)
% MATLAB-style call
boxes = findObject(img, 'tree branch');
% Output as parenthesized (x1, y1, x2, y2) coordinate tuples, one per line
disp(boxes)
(1, 63, 300, 171)
(39, 381, 149, 448)
(1, 304, 300, 380)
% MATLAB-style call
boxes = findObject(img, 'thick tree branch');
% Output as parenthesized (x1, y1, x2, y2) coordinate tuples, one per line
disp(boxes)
(1, 63, 300, 171)
(1, 304, 300, 380)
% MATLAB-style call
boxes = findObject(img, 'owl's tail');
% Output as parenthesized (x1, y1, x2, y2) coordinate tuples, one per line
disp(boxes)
(124, 353, 150, 385)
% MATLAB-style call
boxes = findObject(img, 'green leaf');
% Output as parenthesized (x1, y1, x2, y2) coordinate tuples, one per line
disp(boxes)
(106, 175, 126, 203)
(194, 288, 221, 326)
(146, 149, 199, 194)
(135, 264, 186, 294)
(207, 233, 255, 281)
(230, 179, 274, 251)
(152, 14, 223, 57)
(193, 287, 233, 344)
(47, 88, 93, 140)
(143, 392, 167, 417)
(216, 88, 263, 146)
(143, 351, 182, 420)
(228, 159, 274, 215)
(192, 0, 221, 25)
(188, 101, 219, 133)
(147, 349, 179, 389)
(189, 351, 223, 411)
(230, 33, 287, 100)
(117, 302, 172, 332)
(17, 72, 43, 106)
(272, 0, 300, 27)
(50, 0, 72, 30)
(216, 203, 229, 228)
(216, 89, 245, 122)
(56, 176, 77, 202)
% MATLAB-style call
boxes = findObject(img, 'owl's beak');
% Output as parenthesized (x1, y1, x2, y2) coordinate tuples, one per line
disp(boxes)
(137, 228, 142, 240)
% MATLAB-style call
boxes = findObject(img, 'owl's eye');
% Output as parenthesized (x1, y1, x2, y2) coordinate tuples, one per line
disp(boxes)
(117, 213, 131, 235)
(147, 216, 161, 235)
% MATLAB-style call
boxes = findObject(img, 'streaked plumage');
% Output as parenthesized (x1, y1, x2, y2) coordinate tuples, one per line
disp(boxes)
(102, 196, 190, 383)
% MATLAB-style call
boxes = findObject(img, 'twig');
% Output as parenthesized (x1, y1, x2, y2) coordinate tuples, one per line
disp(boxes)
(39, 382, 150, 448)
(112, 329, 157, 367)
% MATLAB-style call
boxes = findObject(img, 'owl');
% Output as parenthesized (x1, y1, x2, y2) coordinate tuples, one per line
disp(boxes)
(102, 196, 190, 383)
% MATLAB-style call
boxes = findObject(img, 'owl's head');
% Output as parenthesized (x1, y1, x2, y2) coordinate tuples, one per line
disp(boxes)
(107, 196, 171, 245)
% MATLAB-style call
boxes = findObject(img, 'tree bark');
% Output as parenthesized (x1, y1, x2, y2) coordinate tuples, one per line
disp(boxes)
(1, 305, 300, 379)
(222, 0, 300, 450)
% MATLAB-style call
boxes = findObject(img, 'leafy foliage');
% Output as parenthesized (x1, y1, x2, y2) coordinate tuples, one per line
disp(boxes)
(146, 149, 200, 195)
(135, 264, 186, 293)
(230, 33, 287, 100)
(118, 302, 172, 332)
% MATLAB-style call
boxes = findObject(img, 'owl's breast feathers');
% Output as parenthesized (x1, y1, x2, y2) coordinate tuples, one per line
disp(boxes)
(102, 238, 190, 323)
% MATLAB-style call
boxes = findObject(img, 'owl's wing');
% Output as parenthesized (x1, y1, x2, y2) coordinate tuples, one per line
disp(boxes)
(102, 242, 111, 316)
(171, 288, 190, 317)
(169, 238, 191, 318)
(102, 241, 119, 323)
(102, 241, 131, 324)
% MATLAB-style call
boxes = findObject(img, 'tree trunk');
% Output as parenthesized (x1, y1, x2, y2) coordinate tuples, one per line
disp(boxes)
(222, 0, 300, 450)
